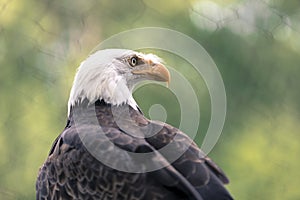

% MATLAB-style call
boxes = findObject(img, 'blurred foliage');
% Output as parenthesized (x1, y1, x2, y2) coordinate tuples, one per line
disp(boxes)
(1, 0, 300, 199)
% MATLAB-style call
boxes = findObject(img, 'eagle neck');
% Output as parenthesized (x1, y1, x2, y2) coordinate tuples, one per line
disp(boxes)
(66, 99, 142, 128)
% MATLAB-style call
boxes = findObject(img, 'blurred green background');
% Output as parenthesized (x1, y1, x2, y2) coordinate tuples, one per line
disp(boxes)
(1, 0, 300, 199)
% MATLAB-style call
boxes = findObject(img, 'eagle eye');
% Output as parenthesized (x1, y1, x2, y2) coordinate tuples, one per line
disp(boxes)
(129, 56, 138, 67)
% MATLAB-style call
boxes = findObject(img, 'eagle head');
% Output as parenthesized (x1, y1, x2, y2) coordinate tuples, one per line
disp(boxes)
(68, 49, 170, 115)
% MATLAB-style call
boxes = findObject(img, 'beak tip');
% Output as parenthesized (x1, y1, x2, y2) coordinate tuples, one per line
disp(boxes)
(166, 80, 170, 88)
(154, 64, 170, 84)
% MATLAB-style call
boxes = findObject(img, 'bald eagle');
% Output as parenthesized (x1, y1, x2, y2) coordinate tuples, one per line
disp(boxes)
(36, 49, 233, 200)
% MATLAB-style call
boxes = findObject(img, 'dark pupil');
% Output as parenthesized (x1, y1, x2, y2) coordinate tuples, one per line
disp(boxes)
(132, 57, 137, 65)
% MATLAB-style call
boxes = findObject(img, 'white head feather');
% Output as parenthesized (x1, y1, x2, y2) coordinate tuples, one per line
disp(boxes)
(67, 49, 164, 116)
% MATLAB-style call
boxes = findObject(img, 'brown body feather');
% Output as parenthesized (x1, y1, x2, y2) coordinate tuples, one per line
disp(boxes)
(36, 100, 232, 200)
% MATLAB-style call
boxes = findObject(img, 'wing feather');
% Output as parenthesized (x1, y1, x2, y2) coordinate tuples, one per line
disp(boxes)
(36, 102, 232, 199)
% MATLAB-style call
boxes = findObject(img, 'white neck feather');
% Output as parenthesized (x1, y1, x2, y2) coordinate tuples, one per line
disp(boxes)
(67, 50, 138, 116)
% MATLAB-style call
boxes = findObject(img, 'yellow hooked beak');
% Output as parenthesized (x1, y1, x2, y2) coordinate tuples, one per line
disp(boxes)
(132, 63, 170, 86)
